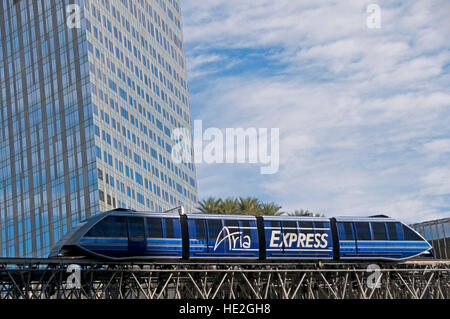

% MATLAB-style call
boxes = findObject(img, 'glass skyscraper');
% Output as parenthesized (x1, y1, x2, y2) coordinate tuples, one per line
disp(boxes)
(0, 0, 197, 257)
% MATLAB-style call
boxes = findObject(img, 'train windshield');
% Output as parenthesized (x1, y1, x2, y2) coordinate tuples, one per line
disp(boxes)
(372, 222, 388, 240)
(402, 225, 423, 241)
(85, 216, 128, 238)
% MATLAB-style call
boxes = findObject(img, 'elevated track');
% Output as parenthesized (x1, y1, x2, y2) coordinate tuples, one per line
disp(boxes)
(0, 258, 448, 299)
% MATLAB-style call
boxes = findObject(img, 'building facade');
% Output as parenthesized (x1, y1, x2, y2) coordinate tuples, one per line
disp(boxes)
(411, 218, 449, 260)
(0, 0, 197, 257)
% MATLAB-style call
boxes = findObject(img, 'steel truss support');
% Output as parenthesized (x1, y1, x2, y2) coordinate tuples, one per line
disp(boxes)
(0, 259, 448, 299)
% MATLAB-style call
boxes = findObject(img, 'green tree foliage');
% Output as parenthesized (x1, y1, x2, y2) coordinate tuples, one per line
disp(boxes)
(276, 209, 324, 217)
(198, 197, 315, 217)
(237, 197, 260, 215)
(258, 202, 283, 216)
(219, 198, 239, 215)
(198, 197, 222, 214)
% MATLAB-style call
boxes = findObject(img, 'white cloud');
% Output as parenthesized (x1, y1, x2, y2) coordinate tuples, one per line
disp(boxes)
(423, 139, 450, 154)
(421, 167, 450, 195)
(182, 0, 450, 222)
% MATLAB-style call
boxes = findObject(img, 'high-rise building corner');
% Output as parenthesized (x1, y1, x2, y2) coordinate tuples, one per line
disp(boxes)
(0, 0, 198, 257)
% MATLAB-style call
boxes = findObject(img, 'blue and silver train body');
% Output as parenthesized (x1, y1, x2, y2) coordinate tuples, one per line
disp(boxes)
(49, 209, 432, 261)
(50, 210, 183, 260)
(260, 216, 333, 260)
(186, 214, 260, 260)
(334, 215, 432, 260)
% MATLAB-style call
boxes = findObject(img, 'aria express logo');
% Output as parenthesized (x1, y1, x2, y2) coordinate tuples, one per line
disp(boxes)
(269, 230, 329, 249)
(212, 227, 330, 251)
(213, 226, 252, 251)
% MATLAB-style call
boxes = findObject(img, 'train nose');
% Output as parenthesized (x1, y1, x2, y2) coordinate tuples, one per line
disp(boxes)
(427, 245, 434, 256)
(420, 244, 434, 258)
(421, 250, 434, 257)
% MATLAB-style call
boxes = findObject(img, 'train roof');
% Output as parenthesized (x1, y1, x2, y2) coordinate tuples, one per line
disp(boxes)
(186, 213, 257, 220)
(85, 209, 398, 222)
(94, 209, 180, 218)
(262, 215, 330, 221)
(334, 216, 397, 222)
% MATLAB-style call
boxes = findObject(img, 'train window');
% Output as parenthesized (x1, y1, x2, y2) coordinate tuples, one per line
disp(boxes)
(270, 221, 280, 229)
(282, 221, 297, 235)
(225, 220, 239, 229)
(85, 216, 127, 238)
(195, 220, 206, 241)
(207, 219, 222, 241)
(342, 222, 354, 240)
(355, 222, 371, 240)
(299, 221, 314, 235)
(164, 219, 175, 238)
(371, 222, 388, 240)
(85, 222, 105, 237)
(298, 221, 313, 229)
(128, 217, 145, 240)
(314, 221, 324, 229)
(402, 225, 423, 241)
(111, 216, 128, 237)
(147, 218, 163, 238)
(387, 222, 400, 240)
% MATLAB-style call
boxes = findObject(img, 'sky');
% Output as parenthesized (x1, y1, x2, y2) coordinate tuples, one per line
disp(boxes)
(179, 0, 450, 223)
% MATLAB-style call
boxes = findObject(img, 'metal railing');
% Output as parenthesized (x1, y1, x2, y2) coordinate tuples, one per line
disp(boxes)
(0, 258, 448, 299)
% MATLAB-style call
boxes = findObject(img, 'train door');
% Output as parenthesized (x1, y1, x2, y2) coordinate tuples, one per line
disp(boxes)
(337, 222, 357, 258)
(162, 217, 183, 258)
(206, 219, 223, 254)
(146, 217, 164, 257)
(370, 222, 389, 258)
(188, 218, 208, 258)
(265, 220, 283, 258)
(128, 217, 146, 256)
(355, 222, 372, 257)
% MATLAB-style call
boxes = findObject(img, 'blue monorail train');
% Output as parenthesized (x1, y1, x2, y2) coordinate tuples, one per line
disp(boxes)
(49, 209, 433, 261)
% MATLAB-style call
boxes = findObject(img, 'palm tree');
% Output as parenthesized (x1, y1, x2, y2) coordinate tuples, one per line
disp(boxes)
(277, 209, 324, 217)
(237, 197, 260, 215)
(198, 196, 288, 216)
(198, 197, 222, 214)
(219, 198, 239, 215)
(258, 202, 282, 216)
